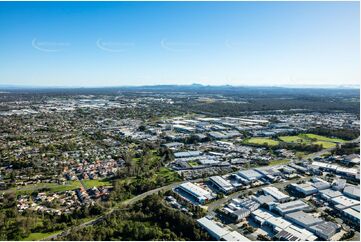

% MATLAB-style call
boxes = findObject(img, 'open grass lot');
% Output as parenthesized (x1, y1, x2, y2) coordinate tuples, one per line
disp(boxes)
(245, 137, 279, 146)
(82, 179, 112, 188)
(279, 135, 309, 144)
(11, 181, 81, 195)
(269, 159, 290, 166)
(245, 133, 345, 150)
(314, 141, 336, 149)
(280, 133, 342, 149)
(302, 133, 345, 143)
(152, 167, 181, 183)
(188, 161, 199, 167)
(21, 231, 61, 241)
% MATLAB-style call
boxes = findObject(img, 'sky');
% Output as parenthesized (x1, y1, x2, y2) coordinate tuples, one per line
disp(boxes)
(0, 1, 359, 87)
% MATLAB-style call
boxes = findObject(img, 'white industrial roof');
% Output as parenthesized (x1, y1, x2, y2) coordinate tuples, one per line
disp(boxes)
(179, 182, 212, 200)
(210, 176, 233, 191)
(221, 231, 251, 241)
(197, 217, 229, 239)
(262, 186, 289, 201)
(331, 195, 360, 209)
(282, 225, 318, 241)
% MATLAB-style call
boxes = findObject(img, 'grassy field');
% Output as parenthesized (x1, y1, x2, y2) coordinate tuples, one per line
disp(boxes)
(188, 161, 199, 167)
(245, 133, 345, 150)
(82, 179, 112, 188)
(314, 141, 336, 149)
(302, 133, 345, 143)
(245, 137, 279, 146)
(279, 135, 309, 144)
(21, 231, 61, 241)
(269, 159, 290, 166)
(278, 133, 343, 149)
(152, 167, 181, 183)
(12, 181, 81, 195)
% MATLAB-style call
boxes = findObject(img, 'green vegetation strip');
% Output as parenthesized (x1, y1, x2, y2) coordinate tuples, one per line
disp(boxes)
(21, 231, 62, 241)
(81, 179, 112, 188)
(247, 133, 345, 149)
(245, 137, 279, 146)
(11, 181, 81, 195)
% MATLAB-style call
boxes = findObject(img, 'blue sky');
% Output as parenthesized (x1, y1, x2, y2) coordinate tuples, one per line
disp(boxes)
(0, 1, 359, 87)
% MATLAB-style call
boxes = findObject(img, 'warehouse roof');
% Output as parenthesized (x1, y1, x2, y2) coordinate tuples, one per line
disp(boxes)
(275, 200, 310, 214)
(197, 217, 229, 239)
(209, 176, 233, 192)
(285, 211, 323, 228)
(262, 186, 289, 201)
(221, 231, 251, 241)
(343, 185, 360, 199)
(310, 221, 338, 240)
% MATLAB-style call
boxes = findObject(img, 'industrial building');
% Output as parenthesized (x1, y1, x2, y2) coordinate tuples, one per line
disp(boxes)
(275, 224, 318, 241)
(319, 189, 342, 202)
(273, 200, 310, 216)
(209, 176, 234, 194)
(237, 169, 263, 182)
(262, 186, 290, 202)
(290, 183, 318, 196)
(285, 211, 323, 229)
(330, 195, 360, 210)
(309, 222, 339, 240)
(343, 185, 360, 200)
(176, 182, 213, 204)
(197, 217, 250, 241)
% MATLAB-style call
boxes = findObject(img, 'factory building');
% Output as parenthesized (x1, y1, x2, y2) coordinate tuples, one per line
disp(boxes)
(197, 217, 250, 241)
(209, 176, 234, 194)
(176, 182, 213, 204)
(272, 200, 310, 216)
(262, 186, 290, 202)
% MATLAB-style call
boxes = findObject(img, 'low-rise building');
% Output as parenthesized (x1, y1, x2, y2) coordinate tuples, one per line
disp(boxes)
(176, 182, 213, 204)
(262, 186, 290, 202)
(285, 211, 323, 229)
(290, 183, 318, 196)
(209, 176, 234, 194)
(343, 185, 360, 200)
(273, 200, 311, 216)
(197, 217, 250, 241)
(275, 225, 318, 241)
(309, 222, 339, 240)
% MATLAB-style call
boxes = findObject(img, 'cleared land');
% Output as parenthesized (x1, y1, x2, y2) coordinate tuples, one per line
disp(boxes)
(82, 179, 112, 188)
(21, 231, 61, 241)
(245, 137, 279, 146)
(9, 181, 81, 195)
(269, 159, 290, 166)
(247, 133, 343, 149)
(302, 133, 345, 143)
